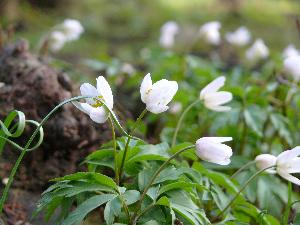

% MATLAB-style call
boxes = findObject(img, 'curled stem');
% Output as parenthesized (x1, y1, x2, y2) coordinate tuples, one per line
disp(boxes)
(132, 145, 195, 223)
(216, 165, 276, 219)
(0, 96, 90, 213)
(119, 109, 147, 181)
(108, 116, 119, 185)
(171, 100, 200, 147)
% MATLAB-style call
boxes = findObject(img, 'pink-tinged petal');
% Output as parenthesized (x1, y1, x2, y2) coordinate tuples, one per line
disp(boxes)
(277, 170, 300, 185)
(140, 73, 153, 103)
(200, 76, 225, 99)
(277, 146, 300, 164)
(96, 76, 114, 109)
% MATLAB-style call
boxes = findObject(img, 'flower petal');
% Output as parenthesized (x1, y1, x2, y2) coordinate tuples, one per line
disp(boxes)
(140, 73, 153, 103)
(73, 102, 92, 114)
(96, 76, 114, 109)
(200, 76, 225, 99)
(146, 104, 169, 114)
(200, 137, 232, 144)
(277, 170, 300, 185)
(205, 105, 231, 112)
(204, 91, 233, 107)
(89, 107, 108, 123)
(277, 146, 300, 164)
(80, 83, 98, 104)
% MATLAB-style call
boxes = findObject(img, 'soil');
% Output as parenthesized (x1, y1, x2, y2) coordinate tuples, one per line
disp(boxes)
(0, 39, 112, 224)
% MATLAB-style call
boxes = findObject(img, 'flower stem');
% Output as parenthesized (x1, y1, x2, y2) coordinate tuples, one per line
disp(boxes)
(231, 161, 255, 179)
(108, 116, 119, 185)
(132, 145, 195, 223)
(0, 96, 90, 214)
(119, 109, 147, 181)
(215, 165, 275, 220)
(171, 100, 200, 147)
(282, 182, 292, 225)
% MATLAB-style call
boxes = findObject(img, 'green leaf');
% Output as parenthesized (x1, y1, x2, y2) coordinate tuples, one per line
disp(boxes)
(122, 190, 140, 205)
(244, 105, 267, 137)
(270, 113, 293, 146)
(62, 194, 116, 225)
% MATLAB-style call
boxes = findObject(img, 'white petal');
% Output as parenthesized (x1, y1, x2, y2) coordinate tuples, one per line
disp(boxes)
(200, 76, 226, 99)
(146, 104, 169, 114)
(277, 146, 300, 164)
(80, 83, 98, 104)
(147, 79, 178, 105)
(140, 73, 153, 103)
(204, 91, 233, 107)
(73, 102, 91, 114)
(277, 170, 300, 185)
(205, 105, 232, 112)
(89, 107, 108, 123)
(200, 137, 232, 144)
(288, 158, 300, 173)
(96, 76, 114, 109)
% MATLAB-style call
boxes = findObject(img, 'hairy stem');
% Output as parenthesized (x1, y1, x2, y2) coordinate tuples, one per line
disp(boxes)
(172, 100, 200, 147)
(119, 109, 147, 181)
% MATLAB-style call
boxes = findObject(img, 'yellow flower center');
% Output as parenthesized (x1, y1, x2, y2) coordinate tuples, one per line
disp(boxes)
(92, 96, 104, 108)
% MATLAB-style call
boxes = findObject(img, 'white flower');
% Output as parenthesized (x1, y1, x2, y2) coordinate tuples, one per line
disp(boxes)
(2, 177, 8, 185)
(199, 21, 221, 45)
(121, 63, 135, 76)
(169, 102, 182, 114)
(283, 55, 300, 81)
(48, 31, 66, 52)
(0, 82, 4, 89)
(195, 137, 233, 165)
(74, 76, 113, 123)
(159, 21, 179, 48)
(283, 44, 299, 59)
(200, 76, 232, 112)
(61, 19, 84, 41)
(140, 73, 178, 114)
(246, 39, 269, 61)
(225, 26, 251, 46)
(276, 146, 300, 185)
(255, 154, 277, 174)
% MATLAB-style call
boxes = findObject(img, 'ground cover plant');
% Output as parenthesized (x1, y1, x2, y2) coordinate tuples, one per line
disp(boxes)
(1, 1, 300, 224)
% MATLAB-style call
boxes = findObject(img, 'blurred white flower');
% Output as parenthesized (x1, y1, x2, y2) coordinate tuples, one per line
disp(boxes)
(0, 82, 4, 89)
(140, 73, 178, 114)
(61, 19, 84, 41)
(284, 55, 300, 82)
(255, 154, 277, 174)
(246, 39, 269, 61)
(200, 76, 232, 112)
(48, 31, 67, 52)
(74, 76, 113, 123)
(225, 26, 251, 46)
(159, 21, 179, 48)
(276, 146, 300, 185)
(2, 177, 8, 185)
(283, 44, 299, 59)
(169, 102, 182, 114)
(195, 137, 233, 165)
(121, 63, 135, 76)
(199, 21, 221, 45)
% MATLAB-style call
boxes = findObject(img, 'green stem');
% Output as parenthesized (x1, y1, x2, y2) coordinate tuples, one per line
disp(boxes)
(0, 96, 90, 214)
(108, 116, 119, 185)
(231, 161, 255, 179)
(118, 192, 131, 224)
(132, 145, 195, 223)
(171, 100, 200, 147)
(282, 182, 292, 225)
(119, 109, 147, 181)
(132, 203, 155, 225)
(216, 165, 275, 219)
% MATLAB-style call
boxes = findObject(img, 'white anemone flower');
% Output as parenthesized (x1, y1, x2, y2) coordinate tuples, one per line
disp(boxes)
(283, 45, 299, 59)
(255, 154, 277, 174)
(284, 55, 300, 82)
(225, 26, 251, 46)
(140, 73, 178, 114)
(276, 146, 300, 185)
(246, 39, 269, 61)
(159, 21, 179, 49)
(195, 137, 233, 165)
(48, 31, 66, 52)
(199, 21, 221, 45)
(61, 19, 84, 41)
(74, 76, 113, 123)
(200, 76, 232, 112)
